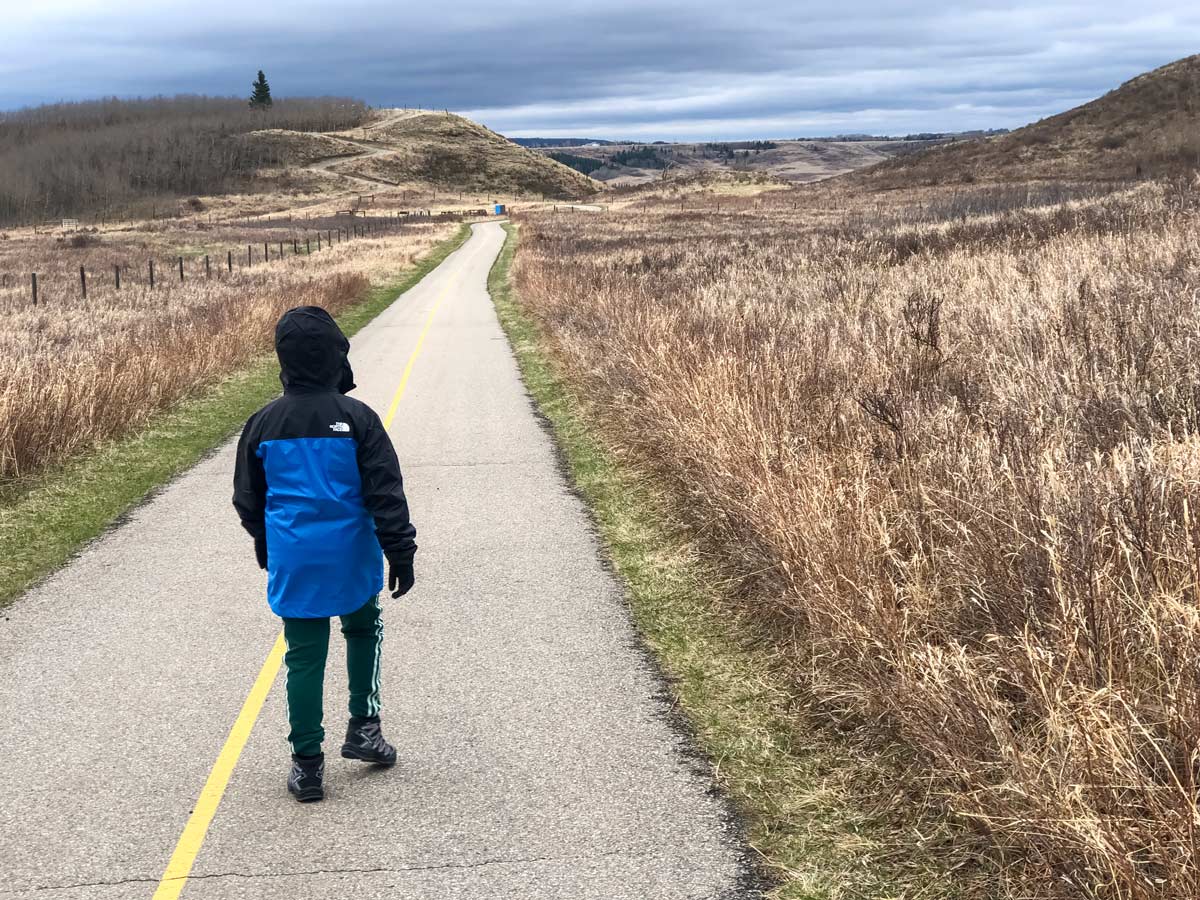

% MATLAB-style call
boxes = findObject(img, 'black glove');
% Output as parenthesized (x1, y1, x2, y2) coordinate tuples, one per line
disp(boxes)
(254, 535, 268, 570)
(388, 559, 415, 598)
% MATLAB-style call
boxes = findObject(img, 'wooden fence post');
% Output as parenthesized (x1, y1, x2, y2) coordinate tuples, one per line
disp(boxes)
(317, 233, 321, 251)
(205, 255, 210, 278)
(149, 259, 155, 289)
(279, 241, 284, 259)
(306, 239, 311, 255)
(293, 238, 298, 254)
(227, 250, 233, 273)
(178, 256, 184, 282)
(80, 266, 87, 299)
(247, 245, 252, 266)
(31, 272, 37, 306)
(115, 265, 121, 290)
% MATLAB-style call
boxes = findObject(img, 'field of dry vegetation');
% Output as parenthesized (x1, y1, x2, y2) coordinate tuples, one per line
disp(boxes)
(0, 212, 454, 480)
(514, 176, 1200, 897)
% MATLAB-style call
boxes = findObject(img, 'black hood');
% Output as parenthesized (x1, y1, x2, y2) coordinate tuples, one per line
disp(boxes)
(274, 306, 356, 394)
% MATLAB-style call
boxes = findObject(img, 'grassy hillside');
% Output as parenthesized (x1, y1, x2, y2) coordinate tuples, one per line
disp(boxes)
(0, 100, 596, 226)
(330, 110, 599, 198)
(235, 129, 357, 166)
(862, 53, 1200, 187)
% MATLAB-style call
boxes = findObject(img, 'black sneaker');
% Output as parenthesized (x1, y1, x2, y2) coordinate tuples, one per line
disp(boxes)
(340, 717, 397, 765)
(287, 753, 325, 802)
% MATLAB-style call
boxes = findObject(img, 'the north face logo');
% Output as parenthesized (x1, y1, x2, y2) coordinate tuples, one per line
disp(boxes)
(330, 422, 350, 433)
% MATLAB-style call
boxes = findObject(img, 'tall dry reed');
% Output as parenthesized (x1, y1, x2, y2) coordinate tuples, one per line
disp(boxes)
(515, 179, 1200, 897)
(0, 219, 452, 479)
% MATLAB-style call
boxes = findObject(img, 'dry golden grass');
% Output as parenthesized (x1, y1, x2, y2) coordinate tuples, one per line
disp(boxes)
(0, 214, 454, 480)
(513, 175, 1200, 897)
(239, 128, 358, 166)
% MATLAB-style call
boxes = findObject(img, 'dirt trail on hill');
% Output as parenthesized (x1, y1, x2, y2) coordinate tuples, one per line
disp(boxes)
(305, 110, 429, 186)
(305, 141, 399, 187)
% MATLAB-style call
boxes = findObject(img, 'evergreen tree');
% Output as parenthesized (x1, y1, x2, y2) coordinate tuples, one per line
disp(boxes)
(249, 71, 273, 109)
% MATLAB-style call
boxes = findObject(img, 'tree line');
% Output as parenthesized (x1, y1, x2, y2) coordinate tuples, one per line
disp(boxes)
(0, 95, 369, 226)
(610, 147, 667, 168)
(548, 152, 605, 175)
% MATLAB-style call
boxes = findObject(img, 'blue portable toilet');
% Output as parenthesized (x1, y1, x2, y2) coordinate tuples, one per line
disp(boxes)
(494, 203, 506, 215)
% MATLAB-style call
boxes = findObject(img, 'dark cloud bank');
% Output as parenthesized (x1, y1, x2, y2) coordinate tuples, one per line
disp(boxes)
(4, 1, 1198, 139)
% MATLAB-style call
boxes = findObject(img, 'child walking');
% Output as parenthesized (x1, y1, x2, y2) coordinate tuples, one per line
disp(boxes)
(233, 306, 417, 803)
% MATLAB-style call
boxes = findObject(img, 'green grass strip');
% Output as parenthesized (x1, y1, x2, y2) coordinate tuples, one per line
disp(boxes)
(487, 222, 975, 899)
(0, 224, 470, 610)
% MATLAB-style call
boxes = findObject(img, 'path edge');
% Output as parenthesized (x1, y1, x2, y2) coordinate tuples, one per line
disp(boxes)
(486, 222, 775, 899)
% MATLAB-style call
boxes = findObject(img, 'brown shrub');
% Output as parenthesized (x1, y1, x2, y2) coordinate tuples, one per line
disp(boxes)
(66, 233, 100, 249)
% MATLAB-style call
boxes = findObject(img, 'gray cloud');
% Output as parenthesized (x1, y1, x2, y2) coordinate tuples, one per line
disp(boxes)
(2, 1, 1198, 139)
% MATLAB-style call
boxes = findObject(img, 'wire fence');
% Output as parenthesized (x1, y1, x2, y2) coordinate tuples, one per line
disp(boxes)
(5, 209, 487, 306)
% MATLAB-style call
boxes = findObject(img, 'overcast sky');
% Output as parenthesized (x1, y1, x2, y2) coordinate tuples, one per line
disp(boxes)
(3, 1, 1198, 140)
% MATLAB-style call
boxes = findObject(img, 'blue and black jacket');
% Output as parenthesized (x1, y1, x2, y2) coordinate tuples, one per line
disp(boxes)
(233, 307, 417, 619)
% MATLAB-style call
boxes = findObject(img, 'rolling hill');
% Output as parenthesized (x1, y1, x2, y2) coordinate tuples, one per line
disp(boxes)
(247, 109, 599, 199)
(860, 53, 1200, 188)
(0, 100, 598, 226)
(531, 137, 943, 185)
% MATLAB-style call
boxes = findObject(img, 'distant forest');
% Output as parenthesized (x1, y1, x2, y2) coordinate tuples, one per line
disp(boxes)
(610, 147, 667, 168)
(0, 95, 369, 226)
(548, 151, 605, 175)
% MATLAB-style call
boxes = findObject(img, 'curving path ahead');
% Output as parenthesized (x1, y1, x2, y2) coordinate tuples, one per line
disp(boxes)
(0, 222, 757, 899)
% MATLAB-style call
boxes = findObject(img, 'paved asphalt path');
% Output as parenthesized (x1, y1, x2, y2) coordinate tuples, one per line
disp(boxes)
(0, 222, 756, 899)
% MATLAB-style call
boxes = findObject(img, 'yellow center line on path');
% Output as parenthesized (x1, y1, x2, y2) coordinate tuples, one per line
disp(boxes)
(152, 634, 285, 900)
(150, 236, 474, 900)
(382, 264, 469, 430)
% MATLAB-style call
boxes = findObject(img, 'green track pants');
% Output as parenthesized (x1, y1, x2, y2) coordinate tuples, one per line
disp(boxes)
(281, 596, 383, 758)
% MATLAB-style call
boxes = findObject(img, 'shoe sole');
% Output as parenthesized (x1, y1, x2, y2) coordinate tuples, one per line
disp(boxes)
(340, 743, 396, 766)
(288, 786, 324, 802)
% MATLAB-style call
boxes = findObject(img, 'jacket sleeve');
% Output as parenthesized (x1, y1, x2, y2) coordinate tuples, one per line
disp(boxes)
(232, 414, 267, 541)
(356, 409, 417, 563)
